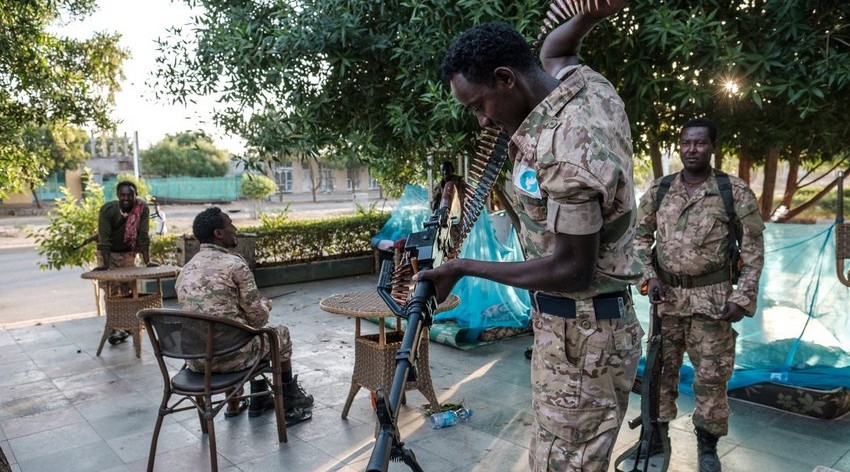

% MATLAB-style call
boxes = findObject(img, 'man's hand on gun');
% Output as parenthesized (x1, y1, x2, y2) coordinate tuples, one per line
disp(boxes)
(642, 278, 665, 304)
(411, 258, 462, 305)
(642, 278, 747, 322)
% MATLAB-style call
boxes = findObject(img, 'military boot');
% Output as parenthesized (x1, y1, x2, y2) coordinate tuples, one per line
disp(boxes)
(695, 427, 722, 472)
(282, 374, 314, 410)
(248, 379, 274, 418)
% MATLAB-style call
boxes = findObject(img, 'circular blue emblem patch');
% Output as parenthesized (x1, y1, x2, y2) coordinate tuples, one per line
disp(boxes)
(519, 169, 539, 194)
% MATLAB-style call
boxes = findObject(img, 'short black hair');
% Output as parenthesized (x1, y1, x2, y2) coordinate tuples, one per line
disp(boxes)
(440, 161, 455, 173)
(116, 180, 137, 194)
(441, 22, 538, 86)
(682, 118, 718, 144)
(193, 207, 226, 244)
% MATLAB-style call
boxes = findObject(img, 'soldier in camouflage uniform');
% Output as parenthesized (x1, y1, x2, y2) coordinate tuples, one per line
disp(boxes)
(421, 9, 644, 471)
(176, 207, 313, 424)
(633, 118, 765, 472)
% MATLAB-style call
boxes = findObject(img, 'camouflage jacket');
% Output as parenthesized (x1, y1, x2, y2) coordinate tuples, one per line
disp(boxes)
(634, 172, 765, 316)
(175, 243, 272, 372)
(504, 65, 641, 299)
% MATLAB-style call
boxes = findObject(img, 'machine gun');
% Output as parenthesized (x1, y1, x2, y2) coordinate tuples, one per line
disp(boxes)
(614, 289, 671, 472)
(366, 127, 509, 472)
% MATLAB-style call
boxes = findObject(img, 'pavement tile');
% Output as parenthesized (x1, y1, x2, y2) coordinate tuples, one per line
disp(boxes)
(1, 272, 850, 471)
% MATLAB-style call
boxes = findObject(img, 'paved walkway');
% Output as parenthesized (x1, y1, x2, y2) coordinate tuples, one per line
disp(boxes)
(1, 274, 848, 471)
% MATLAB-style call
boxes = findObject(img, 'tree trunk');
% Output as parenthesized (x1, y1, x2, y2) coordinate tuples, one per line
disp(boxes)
(779, 147, 801, 209)
(714, 146, 723, 171)
(778, 167, 850, 222)
(760, 147, 780, 220)
(738, 144, 752, 184)
(648, 135, 664, 179)
(30, 184, 42, 209)
(307, 159, 318, 203)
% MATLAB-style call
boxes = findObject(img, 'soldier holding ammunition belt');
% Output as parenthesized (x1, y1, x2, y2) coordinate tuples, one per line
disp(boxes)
(417, 5, 644, 470)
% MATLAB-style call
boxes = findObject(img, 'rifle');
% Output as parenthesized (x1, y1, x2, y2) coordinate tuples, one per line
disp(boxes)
(366, 128, 509, 472)
(836, 171, 850, 287)
(614, 289, 671, 472)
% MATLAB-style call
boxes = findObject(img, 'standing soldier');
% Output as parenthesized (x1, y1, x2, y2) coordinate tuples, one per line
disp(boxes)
(419, 3, 644, 470)
(633, 118, 765, 472)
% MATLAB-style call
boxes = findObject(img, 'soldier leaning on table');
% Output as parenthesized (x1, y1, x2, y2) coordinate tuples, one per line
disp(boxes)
(93, 180, 157, 345)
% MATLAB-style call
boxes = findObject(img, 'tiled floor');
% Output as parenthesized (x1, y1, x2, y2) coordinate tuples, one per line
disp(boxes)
(1, 274, 848, 472)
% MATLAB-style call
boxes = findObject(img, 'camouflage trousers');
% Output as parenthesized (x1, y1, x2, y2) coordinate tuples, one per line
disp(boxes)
(188, 324, 293, 374)
(529, 300, 644, 471)
(658, 314, 737, 436)
(97, 252, 137, 298)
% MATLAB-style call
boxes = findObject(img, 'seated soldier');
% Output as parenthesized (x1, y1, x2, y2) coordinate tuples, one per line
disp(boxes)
(175, 207, 313, 424)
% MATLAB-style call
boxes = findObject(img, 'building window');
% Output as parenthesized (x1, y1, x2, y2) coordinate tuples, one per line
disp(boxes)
(368, 170, 380, 190)
(273, 162, 293, 193)
(319, 164, 334, 193)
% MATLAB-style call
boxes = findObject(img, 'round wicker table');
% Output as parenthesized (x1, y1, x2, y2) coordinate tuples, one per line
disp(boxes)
(81, 265, 180, 358)
(319, 290, 459, 419)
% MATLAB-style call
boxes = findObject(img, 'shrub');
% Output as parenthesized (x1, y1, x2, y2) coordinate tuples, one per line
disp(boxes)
(29, 176, 104, 270)
(150, 234, 179, 266)
(240, 173, 277, 200)
(248, 212, 391, 267)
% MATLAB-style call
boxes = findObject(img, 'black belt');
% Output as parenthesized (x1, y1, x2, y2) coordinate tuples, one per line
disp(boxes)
(531, 290, 629, 320)
(657, 268, 729, 288)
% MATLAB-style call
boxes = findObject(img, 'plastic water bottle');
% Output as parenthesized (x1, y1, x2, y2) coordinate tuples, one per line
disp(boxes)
(429, 408, 473, 429)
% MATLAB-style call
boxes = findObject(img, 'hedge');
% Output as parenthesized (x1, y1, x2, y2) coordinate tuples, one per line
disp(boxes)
(150, 212, 391, 267)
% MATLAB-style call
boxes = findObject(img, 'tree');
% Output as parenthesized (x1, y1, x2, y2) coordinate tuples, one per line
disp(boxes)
(240, 173, 277, 217)
(0, 0, 127, 198)
(20, 125, 90, 208)
(578, 1, 850, 218)
(156, 1, 850, 219)
(154, 0, 546, 194)
(141, 130, 232, 177)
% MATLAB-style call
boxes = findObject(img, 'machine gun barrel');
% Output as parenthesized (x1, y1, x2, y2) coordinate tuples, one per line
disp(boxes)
(367, 279, 436, 472)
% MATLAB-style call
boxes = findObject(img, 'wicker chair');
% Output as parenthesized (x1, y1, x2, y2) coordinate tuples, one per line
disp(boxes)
(137, 308, 287, 472)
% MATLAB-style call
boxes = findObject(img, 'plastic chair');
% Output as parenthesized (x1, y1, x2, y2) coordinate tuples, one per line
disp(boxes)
(137, 308, 287, 472)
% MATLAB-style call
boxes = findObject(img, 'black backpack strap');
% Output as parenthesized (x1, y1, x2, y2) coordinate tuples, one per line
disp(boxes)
(713, 169, 740, 237)
(655, 173, 678, 210)
(713, 170, 735, 222)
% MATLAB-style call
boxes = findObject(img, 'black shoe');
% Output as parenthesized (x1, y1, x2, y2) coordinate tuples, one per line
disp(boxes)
(283, 375, 314, 410)
(107, 330, 130, 345)
(695, 427, 722, 472)
(249, 379, 275, 418)
(284, 407, 312, 426)
(248, 394, 275, 418)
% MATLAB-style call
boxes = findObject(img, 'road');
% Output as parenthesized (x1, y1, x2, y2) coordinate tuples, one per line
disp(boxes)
(0, 196, 397, 327)
(0, 247, 96, 327)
